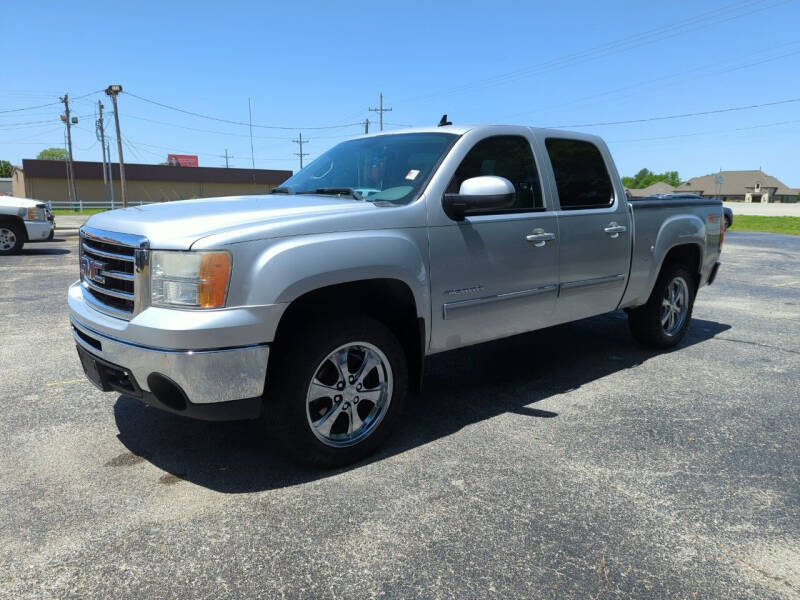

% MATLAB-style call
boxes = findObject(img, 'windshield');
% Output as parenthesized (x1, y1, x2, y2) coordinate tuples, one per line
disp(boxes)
(277, 132, 459, 204)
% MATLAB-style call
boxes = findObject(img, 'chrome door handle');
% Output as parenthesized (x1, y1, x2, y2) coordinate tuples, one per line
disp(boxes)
(604, 222, 627, 238)
(526, 230, 556, 247)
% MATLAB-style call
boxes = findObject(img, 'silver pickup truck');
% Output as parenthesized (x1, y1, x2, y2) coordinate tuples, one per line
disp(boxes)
(68, 125, 723, 466)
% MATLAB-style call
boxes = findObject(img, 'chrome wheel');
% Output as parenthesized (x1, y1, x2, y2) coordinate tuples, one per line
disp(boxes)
(305, 342, 393, 447)
(661, 276, 689, 336)
(0, 227, 17, 251)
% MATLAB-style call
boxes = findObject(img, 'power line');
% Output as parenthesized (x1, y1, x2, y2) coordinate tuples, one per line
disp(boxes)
(549, 96, 800, 129)
(123, 113, 292, 139)
(0, 114, 94, 129)
(121, 113, 357, 140)
(608, 119, 800, 143)
(0, 89, 102, 114)
(499, 40, 800, 122)
(76, 124, 287, 162)
(396, 0, 791, 105)
(0, 99, 61, 114)
(124, 91, 363, 130)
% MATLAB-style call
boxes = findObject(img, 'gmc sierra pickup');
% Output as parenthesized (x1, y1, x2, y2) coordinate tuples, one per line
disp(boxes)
(68, 125, 723, 466)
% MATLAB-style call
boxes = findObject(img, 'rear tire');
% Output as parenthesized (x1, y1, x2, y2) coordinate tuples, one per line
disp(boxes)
(0, 221, 24, 255)
(628, 264, 696, 349)
(265, 315, 408, 468)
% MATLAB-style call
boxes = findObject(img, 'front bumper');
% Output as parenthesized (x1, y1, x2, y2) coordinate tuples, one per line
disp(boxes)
(71, 317, 268, 419)
(24, 220, 54, 242)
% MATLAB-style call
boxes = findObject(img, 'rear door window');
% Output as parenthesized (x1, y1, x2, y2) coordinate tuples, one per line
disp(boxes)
(544, 138, 614, 210)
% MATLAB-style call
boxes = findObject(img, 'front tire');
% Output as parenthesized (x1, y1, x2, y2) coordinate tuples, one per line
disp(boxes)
(266, 316, 408, 467)
(0, 222, 24, 255)
(628, 264, 696, 349)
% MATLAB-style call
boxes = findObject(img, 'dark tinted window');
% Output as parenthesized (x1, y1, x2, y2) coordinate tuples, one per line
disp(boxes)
(545, 138, 614, 210)
(448, 136, 544, 211)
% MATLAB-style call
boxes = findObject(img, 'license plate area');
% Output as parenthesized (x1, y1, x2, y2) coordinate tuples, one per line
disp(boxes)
(75, 345, 140, 395)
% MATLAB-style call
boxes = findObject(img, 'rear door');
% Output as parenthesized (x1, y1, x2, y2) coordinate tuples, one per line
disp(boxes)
(542, 137, 631, 323)
(428, 134, 560, 352)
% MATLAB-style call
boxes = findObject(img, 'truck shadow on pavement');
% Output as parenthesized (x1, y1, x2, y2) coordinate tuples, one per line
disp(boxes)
(113, 312, 730, 493)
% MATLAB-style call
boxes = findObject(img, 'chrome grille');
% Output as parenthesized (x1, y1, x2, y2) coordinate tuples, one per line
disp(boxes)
(79, 227, 149, 320)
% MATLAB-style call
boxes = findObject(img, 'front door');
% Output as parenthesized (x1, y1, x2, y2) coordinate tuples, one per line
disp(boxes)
(429, 135, 560, 352)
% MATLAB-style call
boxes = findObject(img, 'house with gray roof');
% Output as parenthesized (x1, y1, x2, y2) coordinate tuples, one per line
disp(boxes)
(626, 181, 678, 197)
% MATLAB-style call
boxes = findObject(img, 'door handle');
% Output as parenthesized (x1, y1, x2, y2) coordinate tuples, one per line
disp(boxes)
(526, 229, 556, 247)
(604, 222, 627, 238)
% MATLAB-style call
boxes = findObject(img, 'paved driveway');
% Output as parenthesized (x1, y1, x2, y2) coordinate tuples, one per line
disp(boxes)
(0, 233, 798, 599)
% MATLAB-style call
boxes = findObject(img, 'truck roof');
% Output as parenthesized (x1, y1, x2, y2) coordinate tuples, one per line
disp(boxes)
(353, 124, 605, 144)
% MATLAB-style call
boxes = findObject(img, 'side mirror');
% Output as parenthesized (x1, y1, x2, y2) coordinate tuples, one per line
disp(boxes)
(442, 176, 516, 221)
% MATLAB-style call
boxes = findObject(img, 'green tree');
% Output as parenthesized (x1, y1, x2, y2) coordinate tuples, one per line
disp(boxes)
(622, 168, 681, 189)
(0, 160, 12, 177)
(36, 147, 69, 160)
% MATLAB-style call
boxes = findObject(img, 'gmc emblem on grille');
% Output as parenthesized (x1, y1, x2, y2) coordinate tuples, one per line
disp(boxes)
(80, 256, 106, 284)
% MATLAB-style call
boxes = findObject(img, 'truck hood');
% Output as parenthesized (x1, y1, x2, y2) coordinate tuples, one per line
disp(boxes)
(84, 194, 380, 249)
(0, 196, 47, 209)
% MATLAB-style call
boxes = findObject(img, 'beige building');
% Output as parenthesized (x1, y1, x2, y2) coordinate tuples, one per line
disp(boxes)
(12, 159, 292, 206)
(625, 170, 798, 203)
(677, 170, 798, 203)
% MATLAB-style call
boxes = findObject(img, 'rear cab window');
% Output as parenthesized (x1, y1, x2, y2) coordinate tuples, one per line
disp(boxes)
(544, 138, 615, 210)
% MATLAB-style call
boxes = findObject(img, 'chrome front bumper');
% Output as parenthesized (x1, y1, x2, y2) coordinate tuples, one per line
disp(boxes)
(71, 317, 269, 405)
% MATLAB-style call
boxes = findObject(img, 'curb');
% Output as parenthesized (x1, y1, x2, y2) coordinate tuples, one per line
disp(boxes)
(55, 229, 81, 238)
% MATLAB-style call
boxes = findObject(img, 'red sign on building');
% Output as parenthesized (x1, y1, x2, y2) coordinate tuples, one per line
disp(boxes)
(167, 154, 199, 167)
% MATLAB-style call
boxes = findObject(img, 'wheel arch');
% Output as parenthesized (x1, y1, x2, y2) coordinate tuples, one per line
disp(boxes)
(0, 215, 28, 242)
(271, 278, 426, 392)
(659, 242, 703, 291)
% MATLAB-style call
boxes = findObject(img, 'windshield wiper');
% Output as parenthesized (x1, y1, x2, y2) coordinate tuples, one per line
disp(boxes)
(270, 186, 293, 194)
(308, 187, 363, 200)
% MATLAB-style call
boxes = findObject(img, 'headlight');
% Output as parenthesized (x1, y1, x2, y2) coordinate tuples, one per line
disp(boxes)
(19, 207, 47, 221)
(150, 250, 232, 309)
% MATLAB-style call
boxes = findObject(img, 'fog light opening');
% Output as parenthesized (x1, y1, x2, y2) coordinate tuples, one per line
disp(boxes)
(147, 373, 188, 411)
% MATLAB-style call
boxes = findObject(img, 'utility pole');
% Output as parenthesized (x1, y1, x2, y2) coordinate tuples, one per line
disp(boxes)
(96, 100, 111, 207)
(59, 93, 79, 209)
(106, 140, 115, 209)
(248, 98, 255, 169)
(369, 93, 392, 131)
(105, 85, 128, 208)
(364, 118, 370, 134)
(293, 133, 309, 170)
(222, 149, 231, 168)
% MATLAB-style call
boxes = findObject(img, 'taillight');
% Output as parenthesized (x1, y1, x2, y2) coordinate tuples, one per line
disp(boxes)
(718, 210, 725, 252)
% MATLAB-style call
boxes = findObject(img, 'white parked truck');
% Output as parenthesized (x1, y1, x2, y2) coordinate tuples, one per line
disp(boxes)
(0, 196, 55, 254)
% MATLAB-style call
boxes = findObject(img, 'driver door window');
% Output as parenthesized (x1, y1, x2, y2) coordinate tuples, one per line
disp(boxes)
(447, 136, 544, 212)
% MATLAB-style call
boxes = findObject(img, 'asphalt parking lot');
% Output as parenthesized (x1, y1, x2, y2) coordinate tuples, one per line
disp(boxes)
(1, 232, 798, 599)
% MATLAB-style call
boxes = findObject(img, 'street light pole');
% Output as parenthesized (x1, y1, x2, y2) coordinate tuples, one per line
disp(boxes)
(105, 85, 128, 208)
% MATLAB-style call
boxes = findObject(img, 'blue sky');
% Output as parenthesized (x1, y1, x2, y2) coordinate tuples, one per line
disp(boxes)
(2, 0, 799, 185)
